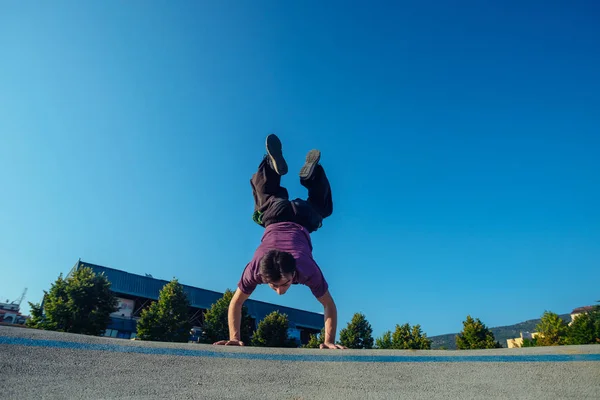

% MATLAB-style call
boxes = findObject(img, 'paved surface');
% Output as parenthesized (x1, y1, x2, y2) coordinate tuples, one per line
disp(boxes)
(1, 326, 599, 399)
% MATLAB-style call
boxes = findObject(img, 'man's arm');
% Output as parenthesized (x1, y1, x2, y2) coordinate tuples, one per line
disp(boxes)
(228, 288, 251, 341)
(317, 290, 347, 349)
(213, 288, 250, 345)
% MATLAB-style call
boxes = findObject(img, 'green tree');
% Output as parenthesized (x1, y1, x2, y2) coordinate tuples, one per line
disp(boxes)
(593, 303, 600, 344)
(566, 305, 600, 345)
(391, 323, 432, 350)
(535, 311, 568, 346)
(338, 313, 374, 349)
(26, 267, 118, 335)
(27, 276, 69, 331)
(521, 337, 537, 347)
(303, 328, 326, 348)
(251, 311, 296, 347)
(136, 279, 192, 342)
(375, 330, 393, 349)
(456, 316, 502, 349)
(567, 313, 595, 345)
(200, 289, 253, 344)
(26, 300, 47, 329)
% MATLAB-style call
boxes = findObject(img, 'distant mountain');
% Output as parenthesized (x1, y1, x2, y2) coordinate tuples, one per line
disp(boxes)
(429, 314, 571, 349)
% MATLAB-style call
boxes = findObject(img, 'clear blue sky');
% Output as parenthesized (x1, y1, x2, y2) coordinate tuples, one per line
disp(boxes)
(1, 1, 599, 338)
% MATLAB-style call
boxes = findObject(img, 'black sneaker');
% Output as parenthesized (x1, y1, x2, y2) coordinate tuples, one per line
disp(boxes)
(299, 149, 321, 180)
(265, 134, 288, 175)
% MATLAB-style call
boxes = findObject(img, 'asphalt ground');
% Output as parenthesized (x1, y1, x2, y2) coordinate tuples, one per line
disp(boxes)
(1, 325, 599, 399)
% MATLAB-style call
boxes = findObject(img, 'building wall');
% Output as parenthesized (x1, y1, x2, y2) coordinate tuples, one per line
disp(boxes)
(507, 332, 539, 348)
(73, 260, 323, 344)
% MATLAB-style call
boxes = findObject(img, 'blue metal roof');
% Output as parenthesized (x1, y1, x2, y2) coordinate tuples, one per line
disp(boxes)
(69, 261, 323, 330)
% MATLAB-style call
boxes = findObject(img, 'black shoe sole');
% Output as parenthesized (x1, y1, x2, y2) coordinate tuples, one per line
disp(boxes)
(265, 134, 288, 175)
(299, 149, 321, 180)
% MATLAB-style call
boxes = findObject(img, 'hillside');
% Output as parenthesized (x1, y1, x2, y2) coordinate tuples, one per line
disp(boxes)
(429, 314, 571, 349)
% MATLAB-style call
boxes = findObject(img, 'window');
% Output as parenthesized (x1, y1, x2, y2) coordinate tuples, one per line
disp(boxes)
(103, 329, 119, 338)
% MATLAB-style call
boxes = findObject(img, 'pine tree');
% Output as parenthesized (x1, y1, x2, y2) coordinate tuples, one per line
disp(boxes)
(26, 267, 118, 335)
(456, 315, 502, 349)
(303, 328, 326, 348)
(535, 311, 568, 346)
(375, 330, 393, 349)
(391, 323, 432, 350)
(251, 311, 296, 347)
(567, 303, 600, 345)
(567, 313, 595, 345)
(136, 279, 192, 342)
(338, 313, 374, 349)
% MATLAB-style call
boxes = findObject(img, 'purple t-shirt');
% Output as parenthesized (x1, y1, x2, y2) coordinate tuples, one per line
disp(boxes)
(238, 222, 329, 298)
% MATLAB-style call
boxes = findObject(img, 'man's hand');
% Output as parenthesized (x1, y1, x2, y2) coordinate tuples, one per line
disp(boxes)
(320, 342, 347, 349)
(213, 340, 245, 346)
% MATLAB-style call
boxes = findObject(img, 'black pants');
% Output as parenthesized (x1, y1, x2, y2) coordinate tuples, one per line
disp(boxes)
(250, 157, 333, 233)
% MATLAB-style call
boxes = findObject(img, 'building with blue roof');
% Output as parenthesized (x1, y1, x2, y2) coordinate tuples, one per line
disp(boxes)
(68, 260, 323, 345)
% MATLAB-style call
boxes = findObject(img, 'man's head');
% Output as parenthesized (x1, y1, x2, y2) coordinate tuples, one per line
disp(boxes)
(259, 249, 296, 295)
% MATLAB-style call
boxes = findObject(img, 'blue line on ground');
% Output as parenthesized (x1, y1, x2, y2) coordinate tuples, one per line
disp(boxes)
(1, 336, 599, 363)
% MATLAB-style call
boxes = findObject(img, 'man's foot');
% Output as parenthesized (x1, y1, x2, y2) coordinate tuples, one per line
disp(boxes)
(265, 134, 288, 175)
(299, 149, 321, 180)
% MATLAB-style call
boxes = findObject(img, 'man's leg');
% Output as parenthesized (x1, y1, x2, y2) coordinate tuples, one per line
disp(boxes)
(250, 134, 292, 226)
(299, 149, 333, 219)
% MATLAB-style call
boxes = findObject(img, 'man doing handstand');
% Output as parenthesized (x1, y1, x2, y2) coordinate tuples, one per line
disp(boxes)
(213, 134, 346, 350)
